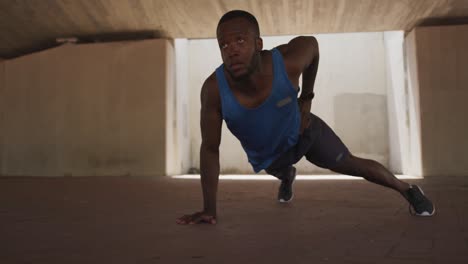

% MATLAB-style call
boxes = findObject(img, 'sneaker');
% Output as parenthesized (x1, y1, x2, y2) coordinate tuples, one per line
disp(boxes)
(278, 166, 296, 203)
(405, 185, 436, 216)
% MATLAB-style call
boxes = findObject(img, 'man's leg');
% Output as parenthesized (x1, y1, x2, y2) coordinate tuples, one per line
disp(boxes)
(329, 154, 435, 216)
(265, 117, 318, 203)
(304, 113, 435, 216)
(266, 166, 296, 203)
(303, 114, 408, 193)
(330, 154, 409, 194)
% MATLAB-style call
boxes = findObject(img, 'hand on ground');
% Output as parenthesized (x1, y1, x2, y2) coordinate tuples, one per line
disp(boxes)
(176, 211, 217, 225)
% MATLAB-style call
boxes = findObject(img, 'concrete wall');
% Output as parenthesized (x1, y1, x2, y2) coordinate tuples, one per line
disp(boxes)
(406, 25, 468, 176)
(188, 32, 391, 174)
(0, 59, 5, 174)
(0, 39, 176, 176)
(165, 41, 177, 176)
(173, 39, 191, 174)
(384, 31, 408, 174)
(404, 32, 424, 176)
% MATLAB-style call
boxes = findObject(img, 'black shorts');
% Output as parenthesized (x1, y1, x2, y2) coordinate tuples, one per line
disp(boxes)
(265, 113, 349, 178)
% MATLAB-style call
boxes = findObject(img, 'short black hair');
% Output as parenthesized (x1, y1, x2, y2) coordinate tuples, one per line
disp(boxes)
(217, 10, 260, 37)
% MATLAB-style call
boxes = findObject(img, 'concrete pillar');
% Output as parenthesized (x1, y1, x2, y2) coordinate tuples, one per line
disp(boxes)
(1, 40, 178, 176)
(405, 25, 468, 176)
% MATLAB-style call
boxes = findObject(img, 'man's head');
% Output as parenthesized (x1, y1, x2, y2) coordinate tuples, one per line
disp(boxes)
(216, 10, 263, 81)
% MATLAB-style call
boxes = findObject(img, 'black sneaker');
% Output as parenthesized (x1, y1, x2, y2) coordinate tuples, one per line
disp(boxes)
(278, 166, 296, 203)
(405, 185, 435, 216)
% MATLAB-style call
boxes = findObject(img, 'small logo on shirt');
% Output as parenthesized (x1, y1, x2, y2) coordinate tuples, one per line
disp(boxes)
(276, 96, 293, 107)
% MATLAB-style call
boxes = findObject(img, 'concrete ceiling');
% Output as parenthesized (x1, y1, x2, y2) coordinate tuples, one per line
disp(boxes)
(1, 0, 468, 59)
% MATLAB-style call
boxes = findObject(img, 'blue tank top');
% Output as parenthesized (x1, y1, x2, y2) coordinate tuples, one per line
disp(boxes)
(215, 48, 300, 172)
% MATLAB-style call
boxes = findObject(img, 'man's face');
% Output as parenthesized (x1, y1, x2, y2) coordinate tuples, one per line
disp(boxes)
(217, 18, 262, 81)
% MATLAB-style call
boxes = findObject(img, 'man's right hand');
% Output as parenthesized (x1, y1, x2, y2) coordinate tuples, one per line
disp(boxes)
(176, 211, 217, 225)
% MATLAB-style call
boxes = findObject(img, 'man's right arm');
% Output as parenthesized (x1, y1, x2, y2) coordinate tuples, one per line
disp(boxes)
(176, 74, 222, 225)
(199, 75, 222, 216)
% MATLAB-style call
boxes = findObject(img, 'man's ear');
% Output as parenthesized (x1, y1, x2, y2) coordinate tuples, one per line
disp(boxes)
(256, 37, 263, 51)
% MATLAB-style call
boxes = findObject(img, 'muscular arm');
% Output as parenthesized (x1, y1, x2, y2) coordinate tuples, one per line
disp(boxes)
(278, 36, 320, 98)
(176, 74, 222, 225)
(199, 75, 222, 216)
(276, 36, 319, 132)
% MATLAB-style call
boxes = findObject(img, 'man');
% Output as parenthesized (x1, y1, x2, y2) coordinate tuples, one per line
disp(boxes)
(176, 10, 435, 225)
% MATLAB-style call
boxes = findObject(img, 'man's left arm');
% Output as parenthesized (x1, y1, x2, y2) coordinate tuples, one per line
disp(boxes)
(284, 36, 320, 132)
(296, 37, 319, 101)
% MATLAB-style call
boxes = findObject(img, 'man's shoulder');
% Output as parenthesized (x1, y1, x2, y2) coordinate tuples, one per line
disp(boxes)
(205, 72, 217, 86)
(202, 72, 219, 94)
(274, 36, 317, 57)
(271, 42, 299, 74)
(272, 42, 297, 66)
(201, 72, 221, 106)
(273, 36, 318, 74)
(274, 45, 288, 57)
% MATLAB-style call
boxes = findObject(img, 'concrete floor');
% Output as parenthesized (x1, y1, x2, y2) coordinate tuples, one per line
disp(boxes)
(1, 175, 467, 264)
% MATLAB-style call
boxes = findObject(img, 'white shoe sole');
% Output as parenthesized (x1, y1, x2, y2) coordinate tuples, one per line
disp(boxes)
(279, 194, 294, 203)
(415, 209, 436, 216)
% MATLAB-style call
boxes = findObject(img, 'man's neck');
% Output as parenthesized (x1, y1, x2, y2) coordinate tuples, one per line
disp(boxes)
(230, 51, 265, 86)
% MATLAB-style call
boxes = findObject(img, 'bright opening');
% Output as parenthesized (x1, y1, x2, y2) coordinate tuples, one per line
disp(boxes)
(172, 174, 422, 180)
